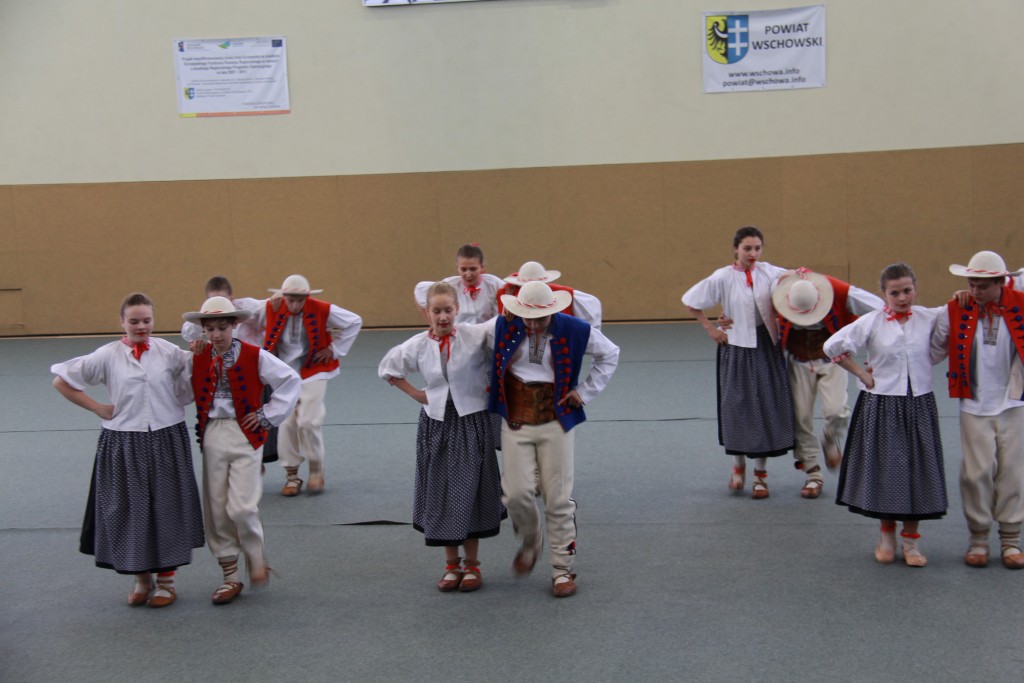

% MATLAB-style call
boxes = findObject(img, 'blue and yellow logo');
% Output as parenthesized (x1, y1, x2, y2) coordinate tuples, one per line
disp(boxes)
(184, 87, 195, 100)
(706, 15, 750, 64)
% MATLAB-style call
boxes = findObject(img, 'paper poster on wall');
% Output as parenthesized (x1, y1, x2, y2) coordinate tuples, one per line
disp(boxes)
(703, 5, 825, 94)
(174, 37, 290, 117)
(364, 0, 491, 6)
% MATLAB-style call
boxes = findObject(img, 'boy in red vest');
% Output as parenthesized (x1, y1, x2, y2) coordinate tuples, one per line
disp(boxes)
(250, 275, 363, 496)
(935, 251, 1024, 569)
(183, 297, 300, 603)
(772, 269, 882, 498)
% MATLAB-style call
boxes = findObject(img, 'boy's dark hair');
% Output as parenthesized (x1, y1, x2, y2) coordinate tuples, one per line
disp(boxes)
(456, 244, 485, 263)
(205, 275, 233, 297)
(200, 316, 237, 328)
(732, 226, 764, 248)
(120, 292, 153, 318)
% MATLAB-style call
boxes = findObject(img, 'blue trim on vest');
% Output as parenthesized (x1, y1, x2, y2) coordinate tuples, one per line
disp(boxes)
(489, 312, 592, 432)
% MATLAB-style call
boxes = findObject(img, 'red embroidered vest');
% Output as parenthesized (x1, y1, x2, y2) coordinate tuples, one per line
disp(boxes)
(495, 283, 577, 318)
(192, 341, 268, 450)
(778, 276, 857, 348)
(946, 287, 1024, 399)
(263, 297, 339, 379)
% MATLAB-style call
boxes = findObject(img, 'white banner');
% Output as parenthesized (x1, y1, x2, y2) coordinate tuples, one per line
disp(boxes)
(174, 37, 290, 117)
(702, 5, 825, 94)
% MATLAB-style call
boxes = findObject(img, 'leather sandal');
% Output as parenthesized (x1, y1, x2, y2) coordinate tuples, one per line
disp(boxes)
(964, 545, 989, 568)
(211, 581, 244, 605)
(1002, 546, 1024, 569)
(281, 477, 303, 497)
(900, 532, 927, 568)
(821, 435, 842, 470)
(128, 584, 152, 607)
(800, 479, 823, 499)
(552, 573, 577, 598)
(459, 560, 482, 592)
(512, 537, 542, 576)
(751, 469, 769, 500)
(307, 469, 324, 495)
(147, 586, 177, 608)
(875, 523, 897, 563)
(437, 560, 464, 592)
(728, 465, 745, 493)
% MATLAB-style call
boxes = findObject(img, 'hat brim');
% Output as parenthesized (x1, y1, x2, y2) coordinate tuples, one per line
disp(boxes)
(268, 288, 324, 295)
(182, 310, 252, 324)
(949, 264, 1010, 278)
(771, 271, 834, 326)
(503, 270, 561, 286)
(501, 290, 573, 319)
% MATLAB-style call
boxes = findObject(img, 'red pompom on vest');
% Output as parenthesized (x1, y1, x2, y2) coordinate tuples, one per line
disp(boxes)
(192, 341, 268, 450)
(263, 297, 339, 379)
(946, 287, 1024, 400)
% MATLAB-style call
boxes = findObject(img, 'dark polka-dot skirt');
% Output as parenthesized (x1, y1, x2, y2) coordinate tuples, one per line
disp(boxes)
(835, 389, 947, 521)
(79, 423, 206, 574)
(717, 325, 795, 457)
(414, 400, 506, 547)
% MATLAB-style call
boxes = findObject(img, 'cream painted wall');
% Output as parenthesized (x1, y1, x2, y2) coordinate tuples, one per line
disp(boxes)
(2, 0, 1022, 185)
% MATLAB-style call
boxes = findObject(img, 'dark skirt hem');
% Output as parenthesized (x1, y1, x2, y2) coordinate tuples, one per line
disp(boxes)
(838, 503, 946, 522)
(418, 522, 503, 547)
(724, 446, 793, 458)
(89, 557, 192, 575)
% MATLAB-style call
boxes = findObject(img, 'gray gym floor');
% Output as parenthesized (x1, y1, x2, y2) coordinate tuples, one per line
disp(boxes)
(2, 323, 1022, 682)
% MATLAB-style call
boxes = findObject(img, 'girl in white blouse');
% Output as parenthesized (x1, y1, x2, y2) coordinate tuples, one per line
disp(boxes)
(683, 226, 795, 499)
(379, 281, 504, 592)
(51, 293, 204, 607)
(824, 263, 948, 567)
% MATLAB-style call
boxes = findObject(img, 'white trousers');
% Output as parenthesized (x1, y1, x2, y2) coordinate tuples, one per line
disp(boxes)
(501, 420, 576, 577)
(279, 379, 328, 473)
(959, 407, 1024, 541)
(202, 419, 266, 575)
(788, 355, 850, 480)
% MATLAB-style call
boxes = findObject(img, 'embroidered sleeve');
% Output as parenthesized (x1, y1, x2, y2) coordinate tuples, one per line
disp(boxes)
(830, 352, 851, 364)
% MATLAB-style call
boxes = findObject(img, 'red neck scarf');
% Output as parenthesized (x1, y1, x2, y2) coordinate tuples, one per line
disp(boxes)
(463, 284, 481, 301)
(884, 305, 912, 322)
(121, 337, 149, 360)
(429, 329, 455, 361)
(733, 262, 754, 288)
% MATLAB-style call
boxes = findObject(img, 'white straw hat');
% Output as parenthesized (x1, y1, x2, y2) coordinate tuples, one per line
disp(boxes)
(949, 251, 1010, 279)
(268, 274, 323, 295)
(772, 270, 834, 326)
(182, 296, 251, 323)
(500, 281, 573, 319)
(503, 261, 561, 286)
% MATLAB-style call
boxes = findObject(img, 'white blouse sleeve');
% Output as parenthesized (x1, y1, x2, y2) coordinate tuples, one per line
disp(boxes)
(823, 313, 873, 359)
(414, 281, 434, 309)
(571, 289, 603, 329)
(51, 346, 110, 391)
(682, 271, 723, 311)
(575, 327, 620, 405)
(328, 304, 363, 358)
(258, 350, 301, 427)
(378, 334, 425, 380)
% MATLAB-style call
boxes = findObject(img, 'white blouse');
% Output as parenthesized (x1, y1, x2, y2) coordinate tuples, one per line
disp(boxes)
(683, 262, 789, 348)
(51, 337, 192, 432)
(414, 274, 504, 324)
(823, 306, 945, 397)
(378, 321, 493, 421)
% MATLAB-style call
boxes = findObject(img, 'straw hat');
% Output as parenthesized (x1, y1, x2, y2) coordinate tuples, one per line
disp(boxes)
(503, 261, 561, 286)
(182, 296, 251, 323)
(268, 274, 323, 295)
(949, 251, 1010, 279)
(772, 270, 834, 326)
(501, 281, 573, 319)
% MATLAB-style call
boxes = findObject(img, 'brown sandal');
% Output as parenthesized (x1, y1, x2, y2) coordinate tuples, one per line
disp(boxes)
(437, 559, 464, 592)
(751, 469, 769, 499)
(728, 465, 745, 493)
(800, 466, 823, 499)
(211, 581, 244, 605)
(459, 560, 482, 592)
(281, 477, 303, 497)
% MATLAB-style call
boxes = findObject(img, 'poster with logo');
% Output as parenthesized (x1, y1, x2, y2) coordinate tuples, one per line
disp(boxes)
(703, 5, 825, 94)
(174, 37, 290, 117)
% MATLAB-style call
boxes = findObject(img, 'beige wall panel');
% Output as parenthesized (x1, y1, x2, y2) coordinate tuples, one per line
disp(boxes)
(545, 164, 667, 321)
(13, 182, 230, 335)
(0, 185, 18, 290)
(334, 172, 442, 326)
(5, 143, 1022, 336)
(845, 148, 973, 306)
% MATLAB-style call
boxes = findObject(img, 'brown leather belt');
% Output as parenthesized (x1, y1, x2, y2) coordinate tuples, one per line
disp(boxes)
(506, 374, 556, 428)
(786, 328, 830, 362)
